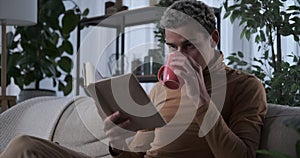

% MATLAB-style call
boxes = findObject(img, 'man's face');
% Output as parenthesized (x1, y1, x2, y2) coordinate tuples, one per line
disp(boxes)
(165, 24, 217, 69)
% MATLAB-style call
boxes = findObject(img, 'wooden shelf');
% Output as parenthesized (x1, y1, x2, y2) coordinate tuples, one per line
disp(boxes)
(79, 6, 164, 28)
(76, 7, 164, 94)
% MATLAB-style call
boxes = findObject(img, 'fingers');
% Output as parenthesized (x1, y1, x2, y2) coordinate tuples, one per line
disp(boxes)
(103, 111, 120, 132)
(103, 111, 133, 149)
(171, 55, 195, 73)
(104, 111, 131, 132)
(105, 111, 120, 123)
(171, 55, 200, 85)
(168, 54, 209, 108)
(106, 119, 131, 139)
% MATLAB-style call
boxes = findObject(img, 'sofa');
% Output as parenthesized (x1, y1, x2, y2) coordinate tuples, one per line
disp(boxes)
(0, 96, 299, 158)
(0, 96, 111, 157)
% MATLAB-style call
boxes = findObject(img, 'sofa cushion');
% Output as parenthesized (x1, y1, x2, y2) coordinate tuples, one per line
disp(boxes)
(52, 96, 111, 158)
(258, 103, 300, 158)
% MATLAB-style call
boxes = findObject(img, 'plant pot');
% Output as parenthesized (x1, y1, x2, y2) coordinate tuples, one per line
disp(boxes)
(18, 89, 56, 103)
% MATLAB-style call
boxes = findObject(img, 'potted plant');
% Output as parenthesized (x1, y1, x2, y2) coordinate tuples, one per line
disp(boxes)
(4, 0, 89, 100)
(223, 0, 300, 106)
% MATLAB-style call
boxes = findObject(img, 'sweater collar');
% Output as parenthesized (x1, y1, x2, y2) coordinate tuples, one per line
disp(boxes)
(203, 50, 225, 75)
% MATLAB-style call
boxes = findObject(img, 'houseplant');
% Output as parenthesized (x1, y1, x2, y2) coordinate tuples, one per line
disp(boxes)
(223, 1, 300, 156)
(223, 0, 300, 106)
(4, 0, 89, 97)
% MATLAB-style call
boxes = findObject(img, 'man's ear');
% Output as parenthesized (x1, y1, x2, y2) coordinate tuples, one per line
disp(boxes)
(210, 30, 219, 48)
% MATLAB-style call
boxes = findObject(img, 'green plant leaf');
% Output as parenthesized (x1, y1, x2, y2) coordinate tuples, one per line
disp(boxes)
(223, 11, 231, 19)
(226, 56, 239, 63)
(264, 51, 269, 60)
(238, 51, 244, 58)
(6, 32, 14, 48)
(7, 53, 21, 69)
(260, 30, 266, 42)
(240, 27, 246, 39)
(43, 0, 65, 18)
(82, 8, 90, 16)
(44, 40, 60, 58)
(257, 149, 291, 158)
(294, 34, 300, 42)
(63, 80, 73, 96)
(58, 77, 72, 96)
(293, 55, 299, 63)
(62, 10, 79, 35)
(245, 29, 251, 41)
(41, 0, 64, 29)
(23, 71, 36, 85)
(57, 56, 73, 73)
(280, 25, 293, 36)
(223, 0, 228, 10)
(291, 83, 298, 93)
(63, 74, 73, 95)
(60, 40, 73, 55)
(230, 10, 240, 23)
(58, 81, 64, 91)
(239, 18, 247, 26)
(239, 61, 248, 66)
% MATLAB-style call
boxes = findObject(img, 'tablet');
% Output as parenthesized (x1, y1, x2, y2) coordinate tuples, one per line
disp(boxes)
(85, 73, 166, 132)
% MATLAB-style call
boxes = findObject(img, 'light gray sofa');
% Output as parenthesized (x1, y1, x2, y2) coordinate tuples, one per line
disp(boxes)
(258, 104, 300, 158)
(0, 96, 111, 158)
(0, 96, 299, 157)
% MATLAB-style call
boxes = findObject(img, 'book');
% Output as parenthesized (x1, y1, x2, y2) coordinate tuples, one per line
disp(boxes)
(85, 72, 166, 132)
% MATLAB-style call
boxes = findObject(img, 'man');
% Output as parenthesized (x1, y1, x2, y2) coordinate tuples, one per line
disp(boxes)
(0, 0, 266, 158)
(105, 0, 267, 158)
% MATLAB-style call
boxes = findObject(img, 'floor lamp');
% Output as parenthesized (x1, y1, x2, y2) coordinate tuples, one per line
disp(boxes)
(0, 0, 37, 112)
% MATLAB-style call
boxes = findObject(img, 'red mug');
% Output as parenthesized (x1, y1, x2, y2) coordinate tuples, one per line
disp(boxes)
(157, 53, 183, 90)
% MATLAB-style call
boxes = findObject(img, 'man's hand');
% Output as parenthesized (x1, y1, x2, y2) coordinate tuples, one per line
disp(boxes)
(103, 111, 133, 153)
(171, 53, 210, 108)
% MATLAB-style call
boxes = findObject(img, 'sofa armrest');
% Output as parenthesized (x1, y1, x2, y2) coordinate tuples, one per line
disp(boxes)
(0, 96, 82, 153)
(52, 96, 111, 158)
(258, 103, 300, 158)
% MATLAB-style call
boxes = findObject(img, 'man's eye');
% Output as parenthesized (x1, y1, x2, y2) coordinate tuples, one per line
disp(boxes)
(185, 43, 195, 49)
(181, 43, 195, 51)
(168, 45, 177, 51)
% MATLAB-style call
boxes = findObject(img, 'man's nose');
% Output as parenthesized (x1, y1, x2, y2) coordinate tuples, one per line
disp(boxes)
(176, 47, 186, 54)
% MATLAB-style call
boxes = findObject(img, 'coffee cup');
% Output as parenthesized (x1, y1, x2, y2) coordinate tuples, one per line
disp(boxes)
(157, 53, 183, 90)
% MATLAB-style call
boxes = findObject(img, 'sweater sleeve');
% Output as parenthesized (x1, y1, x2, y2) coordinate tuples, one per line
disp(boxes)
(110, 149, 145, 158)
(110, 129, 155, 158)
(195, 76, 267, 158)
